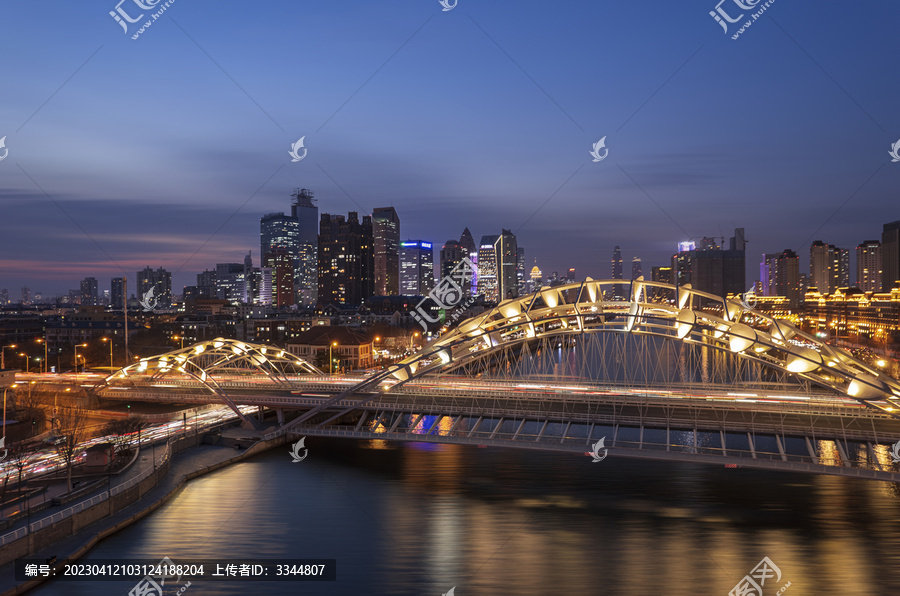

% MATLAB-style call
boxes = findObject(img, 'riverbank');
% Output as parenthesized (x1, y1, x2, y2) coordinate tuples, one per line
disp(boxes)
(0, 428, 291, 595)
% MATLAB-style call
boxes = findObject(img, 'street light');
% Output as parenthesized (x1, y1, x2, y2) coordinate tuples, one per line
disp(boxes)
(1, 344, 16, 370)
(18, 353, 29, 374)
(73, 343, 87, 377)
(173, 335, 184, 350)
(35, 338, 49, 374)
(330, 341, 338, 375)
(101, 337, 114, 369)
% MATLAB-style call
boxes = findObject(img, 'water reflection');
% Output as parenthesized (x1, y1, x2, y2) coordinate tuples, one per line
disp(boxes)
(29, 439, 900, 595)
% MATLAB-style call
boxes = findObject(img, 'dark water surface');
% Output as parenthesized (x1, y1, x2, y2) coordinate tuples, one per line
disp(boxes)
(29, 437, 900, 595)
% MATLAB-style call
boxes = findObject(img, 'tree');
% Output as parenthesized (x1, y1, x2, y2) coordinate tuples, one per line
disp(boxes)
(55, 406, 88, 493)
(3, 439, 39, 502)
(99, 416, 148, 455)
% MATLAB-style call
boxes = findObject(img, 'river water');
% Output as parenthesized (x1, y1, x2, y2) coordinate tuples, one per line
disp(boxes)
(29, 437, 900, 595)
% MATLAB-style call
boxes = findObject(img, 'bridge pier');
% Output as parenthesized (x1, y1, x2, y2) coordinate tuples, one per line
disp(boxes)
(276, 408, 284, 425)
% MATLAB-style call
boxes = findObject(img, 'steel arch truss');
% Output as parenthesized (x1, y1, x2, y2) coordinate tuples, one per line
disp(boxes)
(97, 338, 323, 425)
(286, 279, 900, 431)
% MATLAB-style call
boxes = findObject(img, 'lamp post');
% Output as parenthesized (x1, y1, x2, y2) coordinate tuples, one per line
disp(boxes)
(73, 343, 87, 377)
(173, 335, 184, 350)
(1, 344, 16, 370)
(330, 341, 338, 375)
(18, 353, 29, 374)
(36, 338, 48, 374)
(101, 337, 113, 369)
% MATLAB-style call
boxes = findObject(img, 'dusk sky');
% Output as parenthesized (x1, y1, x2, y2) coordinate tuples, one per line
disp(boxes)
(1, 0, 898, 297)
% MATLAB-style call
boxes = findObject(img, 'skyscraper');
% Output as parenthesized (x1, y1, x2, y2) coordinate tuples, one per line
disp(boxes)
(373, 206, 400, 296)
(440, 240, 466, 280)
(810, 241, 849, 294)
(264, 250, 294, 308)
(882, 220, 900, 292)
(477, 234, 500, 301)
(672, 229, 746, 298)
(196, 269, 217, 299)
(459, 227, 478, 293)
(611, 246, 624, 299)
(80, 277, 98, 306)
(215, 263, 246, 304)
(136, 267, 172, 307)
(631, 257, 643, 281)
(856, 240, 882, 292)
(774, 249, 801, 306)
(318, 212, 374, 305)
(291, 189, 319, 306)
(495, 229, 518, 300)
(400, 241, 435, 296)
(260, 211, 300, 306)
(517, 247, 527, 295)
(111, 277, 125, 310)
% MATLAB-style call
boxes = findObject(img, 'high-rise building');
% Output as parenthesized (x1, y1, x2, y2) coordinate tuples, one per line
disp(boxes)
(373, 206, 400, 296)
(264, 250, 294, 308)
(760, 253, 780, 296)
(196, 269, 217, 299)
(882, 220, 900, 293)
(495, 229, 518, 300)
(291, 189, 319, 306)
(611, 246, 624, 299)
(400, 241, 435, 296)
(215, 263, 246, 304)
(810, 241, 849, 294)
(318, 212, 374, 305)
(440, 240, 466, 280)
(650, 266, 673, 300)
(477, 235, 500, 301)
(530, 261, 543, 293)
(856, 240, 882, 292)
(136, 267, 172, 307)
(774, 249, 801, 307)
(111, 277, 125, 310)
(21, 287, 31, 305)
(0, 288, 8, 305)
(459, 228, 478, 291)
(672, 229, 745, 298)
(80, 277, 99, 306)
(517, 248, 527, 295)
(260, 212, 300, 306)
(631, 257, 643, 281)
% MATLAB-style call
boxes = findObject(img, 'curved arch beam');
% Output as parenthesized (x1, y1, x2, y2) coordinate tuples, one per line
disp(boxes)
(283, 279, 900, 431)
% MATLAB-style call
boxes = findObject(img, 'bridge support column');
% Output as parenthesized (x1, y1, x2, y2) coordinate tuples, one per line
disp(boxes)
(805, 436, 819, 465)
(747, 433, 757, 459)
(468, 416, 483, 438)
(355, 411, 368, 431)
(490, 417, 505, 439)
(559, 421, 571, 444)
(720, 431, 727, 457)
(512, 419, 527, 441)
(276, 408, 284, 425)
(834, 439, 852, 468)
(536, 420, 548, 442)
(775, 435, 787, 462)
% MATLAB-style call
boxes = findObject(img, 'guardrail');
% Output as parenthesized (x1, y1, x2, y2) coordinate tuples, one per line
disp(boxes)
(0, 438, 180, 547)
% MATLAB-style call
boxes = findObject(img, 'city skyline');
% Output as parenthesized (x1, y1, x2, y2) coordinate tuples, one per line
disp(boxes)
(1, 1, 898, 296)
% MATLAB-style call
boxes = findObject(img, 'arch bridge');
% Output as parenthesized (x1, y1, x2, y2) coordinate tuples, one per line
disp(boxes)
(95, 281, 900, 480)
